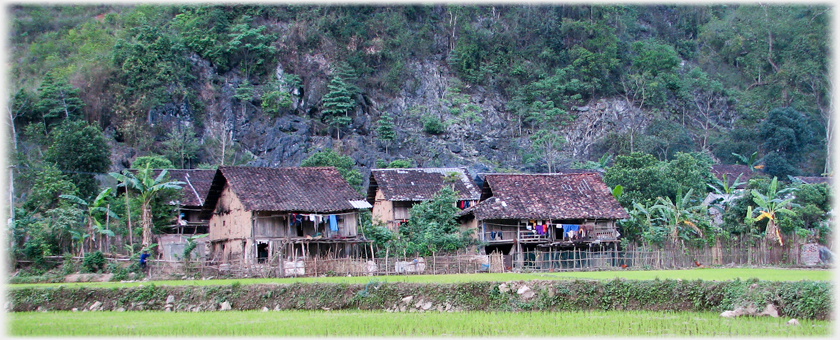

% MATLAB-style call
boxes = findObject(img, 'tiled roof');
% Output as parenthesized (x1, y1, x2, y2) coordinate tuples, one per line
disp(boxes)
(368, 167, 480, 202)
(710, 164, 756, 189)
(155, 169, 216, 207)
(129, 169, 216, 208)
(464, 173, 629, 220)
(204, 166, 367, 214)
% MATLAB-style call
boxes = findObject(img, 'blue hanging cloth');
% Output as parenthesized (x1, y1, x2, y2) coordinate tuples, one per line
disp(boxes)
(329, 215, 338, 232)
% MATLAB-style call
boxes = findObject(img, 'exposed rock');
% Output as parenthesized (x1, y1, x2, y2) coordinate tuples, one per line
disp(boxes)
(517, 285, 535, 299)
(262, 307, 269, 312)
(758, 304, 779, 318)
(89, 301, 102, 311)
(71, 308, 78, 312)
(787, 319, 800, 326)
(402, 296, 413, 304)
(720, 310, 740, 318)
(166, 295, 175, 304)
(274, 305, 280, 311)
(220, 301, 232, 311)
(399, 305, 406, 312)
(498, 283, 510, 294)
(164, 307, 172, 312)
(115, 307, 125, 312)
(422, 301, 433, 310)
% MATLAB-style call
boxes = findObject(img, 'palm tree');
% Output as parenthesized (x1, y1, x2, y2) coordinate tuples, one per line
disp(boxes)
(110, 165, 184, 248)
(60, 187, 119, 253)
(748, 177, 798, 246)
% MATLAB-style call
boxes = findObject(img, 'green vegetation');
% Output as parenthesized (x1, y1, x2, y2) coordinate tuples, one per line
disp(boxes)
(300, 148, 362, 189)
(9, 310, 831, 336)
(7, 4, 832, 276)
(9, 268, 831, 289)
(109, 166, 184, 248)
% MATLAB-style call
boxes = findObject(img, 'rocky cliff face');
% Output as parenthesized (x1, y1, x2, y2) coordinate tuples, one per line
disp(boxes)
(135, 37, 649, 185)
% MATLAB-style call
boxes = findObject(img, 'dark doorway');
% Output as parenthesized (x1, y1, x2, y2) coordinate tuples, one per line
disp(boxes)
(257, 243, 269, 263)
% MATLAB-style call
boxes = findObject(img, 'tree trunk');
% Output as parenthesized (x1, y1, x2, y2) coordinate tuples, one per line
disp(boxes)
(125, 189, 133, 246)
(141, 203, 154, 248)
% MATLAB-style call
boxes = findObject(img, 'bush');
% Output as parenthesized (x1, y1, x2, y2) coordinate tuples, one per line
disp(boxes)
(82, 251, 106, 273)
(61, 253, 77, 275)
(422, 115, 445, 135)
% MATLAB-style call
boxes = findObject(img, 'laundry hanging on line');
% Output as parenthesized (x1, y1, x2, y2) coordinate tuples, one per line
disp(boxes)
(329, 215, 338, 232)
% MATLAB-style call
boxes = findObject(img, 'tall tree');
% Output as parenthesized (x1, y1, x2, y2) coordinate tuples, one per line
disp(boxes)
(110, 165, 184, 248)
(321, 76, 355, 141)
(225, 17, 277, 78)
(60, 187, 119, 253)
(44, 121, 111, 200)
(530, 129, 565, 173)
(300, 148, 362, 189)
(33, 72, 84, 132)
(375, 113, 396, 154)
(162, 124, 200, 168)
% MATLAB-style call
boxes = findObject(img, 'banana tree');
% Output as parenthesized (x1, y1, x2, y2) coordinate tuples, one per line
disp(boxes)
(708, 173, 746, 195)
(68, 229, 89, 257)
(110, 165, 184, 249)
(60, 187, 120, 253)
(748, 177, 799, 246)
(732, 151, 761, 172)
(652, 189, 707, 247)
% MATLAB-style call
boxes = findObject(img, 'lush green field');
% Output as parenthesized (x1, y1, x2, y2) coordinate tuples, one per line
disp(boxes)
(9, 310, 831, 336)
(8, 268, 831, 289)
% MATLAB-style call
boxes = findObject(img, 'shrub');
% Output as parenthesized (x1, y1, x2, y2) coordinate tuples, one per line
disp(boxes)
(82, 251, 106, 273)
(422, 115, 445, 135)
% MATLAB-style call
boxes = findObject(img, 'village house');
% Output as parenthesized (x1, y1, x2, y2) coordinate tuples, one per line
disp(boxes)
(366, 167, 481, 232)
(459, 171, 629, 264)
(123, 169, 215, 261)
(201, 166, 372, 264)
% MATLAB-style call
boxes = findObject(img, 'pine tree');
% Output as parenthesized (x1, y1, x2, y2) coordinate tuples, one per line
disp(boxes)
(34, 72, 84, 131)
(235, 79, 253, 119)
(335, 62, 360, 100)
(376, 113, 397, 154)
(321, 76, 355, 141)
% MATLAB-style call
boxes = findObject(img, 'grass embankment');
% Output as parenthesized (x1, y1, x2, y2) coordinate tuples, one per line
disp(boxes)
(9, 310, 831, 336)
(8, 268, 832, 289)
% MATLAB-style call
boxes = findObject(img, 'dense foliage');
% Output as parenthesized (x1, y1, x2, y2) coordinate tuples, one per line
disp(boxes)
(7, 4, 831, 268)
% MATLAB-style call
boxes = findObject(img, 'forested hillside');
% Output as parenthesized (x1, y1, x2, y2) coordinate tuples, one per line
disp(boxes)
(6, 5, 832, 268)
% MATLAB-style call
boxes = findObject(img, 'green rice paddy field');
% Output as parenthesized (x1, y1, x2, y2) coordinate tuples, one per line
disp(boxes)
(7, 268, 833, 336)
(9, 310, 832, 336)
(9, 267, 832, 289)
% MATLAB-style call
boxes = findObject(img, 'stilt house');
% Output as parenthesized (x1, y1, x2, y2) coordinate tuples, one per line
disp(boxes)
(459, 171, 629, 258)
(201, 166, 372, 264)
(367, 167, 481, 232)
